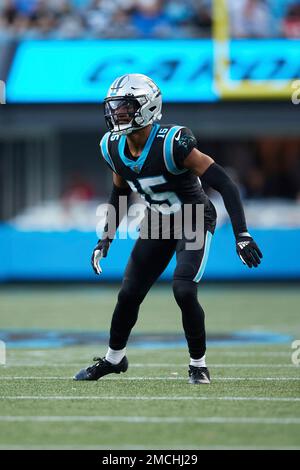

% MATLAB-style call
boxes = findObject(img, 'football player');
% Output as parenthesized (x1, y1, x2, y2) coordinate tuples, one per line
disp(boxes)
(74, 74, 262, 384)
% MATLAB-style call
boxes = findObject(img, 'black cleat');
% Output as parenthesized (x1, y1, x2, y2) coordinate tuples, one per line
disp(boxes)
(73, 356, 128, 381)
(188, 366, 210, 384)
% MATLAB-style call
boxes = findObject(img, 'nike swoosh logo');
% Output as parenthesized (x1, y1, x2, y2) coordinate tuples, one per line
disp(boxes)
(174, 131, 181, 141)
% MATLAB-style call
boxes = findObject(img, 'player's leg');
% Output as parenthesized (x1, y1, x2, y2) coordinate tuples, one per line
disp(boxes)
(74, 237, 176, 380)
(173, 224, 214, 384)
(108, 236, 176, 353)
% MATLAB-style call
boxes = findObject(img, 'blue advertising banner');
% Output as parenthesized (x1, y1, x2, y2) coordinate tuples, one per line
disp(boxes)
(6, 39, 215, 102)
(6, 39, 300, 103)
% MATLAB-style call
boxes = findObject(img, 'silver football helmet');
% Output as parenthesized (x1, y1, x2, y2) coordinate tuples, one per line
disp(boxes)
(104, 74, 162, 135)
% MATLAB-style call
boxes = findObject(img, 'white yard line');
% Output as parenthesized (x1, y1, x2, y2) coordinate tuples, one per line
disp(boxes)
(0, 376, 299, 381)
(127, 364, 297, 368)
(6, 351, 291, 361)
(0, 445, 299, 450)
(208, 352, 291, 357)
(0, 416, 300, 424)
(1, 396, 300, 402)
(2, 363, 297, 368)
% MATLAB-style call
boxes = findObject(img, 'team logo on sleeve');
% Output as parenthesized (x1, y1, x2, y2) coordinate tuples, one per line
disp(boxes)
(175, 131, 196, 150)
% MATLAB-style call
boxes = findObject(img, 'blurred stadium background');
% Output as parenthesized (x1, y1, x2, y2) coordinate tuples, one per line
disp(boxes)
(0, 0, 300, 450)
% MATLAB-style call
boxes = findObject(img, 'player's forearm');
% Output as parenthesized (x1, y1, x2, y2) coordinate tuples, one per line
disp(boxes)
(201, 163, 248, 238)
(102, 184, 131, 241)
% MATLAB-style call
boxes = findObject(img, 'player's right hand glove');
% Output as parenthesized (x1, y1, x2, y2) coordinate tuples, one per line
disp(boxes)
(236, 234, 263, 268)
(91, 239, 111, 275)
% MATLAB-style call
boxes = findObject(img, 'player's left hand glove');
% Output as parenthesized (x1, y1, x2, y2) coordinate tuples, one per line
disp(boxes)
(236, 234, 263, 268)
(91, 239, 111, 275)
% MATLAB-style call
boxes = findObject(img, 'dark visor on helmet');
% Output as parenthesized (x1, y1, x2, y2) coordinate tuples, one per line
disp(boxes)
(104, 97, 140, 131)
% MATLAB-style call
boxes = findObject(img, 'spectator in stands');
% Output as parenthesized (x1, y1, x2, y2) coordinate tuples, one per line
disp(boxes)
(83, 0, 137, 38)
(1, 0, 299, 39)
(0, 0, 203, 39)
(131, 0, 172, 38)
(190, 0, 212, 37)
(229, 0, 273, 38)
(282, 1, 300, 38)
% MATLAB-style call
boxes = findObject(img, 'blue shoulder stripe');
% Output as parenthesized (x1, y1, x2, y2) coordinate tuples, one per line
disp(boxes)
(100, 133, 117, 172)
(163, 126, 188, 175)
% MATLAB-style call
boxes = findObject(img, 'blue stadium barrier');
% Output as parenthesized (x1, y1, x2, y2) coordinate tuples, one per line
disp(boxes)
(0, 224, 299, 281)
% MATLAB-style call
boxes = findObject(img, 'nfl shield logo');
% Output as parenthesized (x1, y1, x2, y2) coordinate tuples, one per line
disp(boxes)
(133, 165, 140, 173)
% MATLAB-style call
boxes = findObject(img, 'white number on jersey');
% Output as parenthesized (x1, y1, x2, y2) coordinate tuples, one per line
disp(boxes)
(127, 176, 181, 214)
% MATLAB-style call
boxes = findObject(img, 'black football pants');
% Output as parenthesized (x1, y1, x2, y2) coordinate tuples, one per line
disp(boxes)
(108, 225, 214, 359)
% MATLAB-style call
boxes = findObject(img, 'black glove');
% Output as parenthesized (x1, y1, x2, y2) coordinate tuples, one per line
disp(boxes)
(91, 239, 111, 275)
(236, 234, 263, 268)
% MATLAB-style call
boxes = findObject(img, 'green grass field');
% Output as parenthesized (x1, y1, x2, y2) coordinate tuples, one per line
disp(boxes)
(0, 284, 299, 450)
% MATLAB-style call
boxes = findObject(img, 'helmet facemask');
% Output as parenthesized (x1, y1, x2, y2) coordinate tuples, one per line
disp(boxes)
(104, 96, 147, 135)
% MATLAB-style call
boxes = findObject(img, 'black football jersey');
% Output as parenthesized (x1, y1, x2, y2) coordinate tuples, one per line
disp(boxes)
(99, 122, 212, 216)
